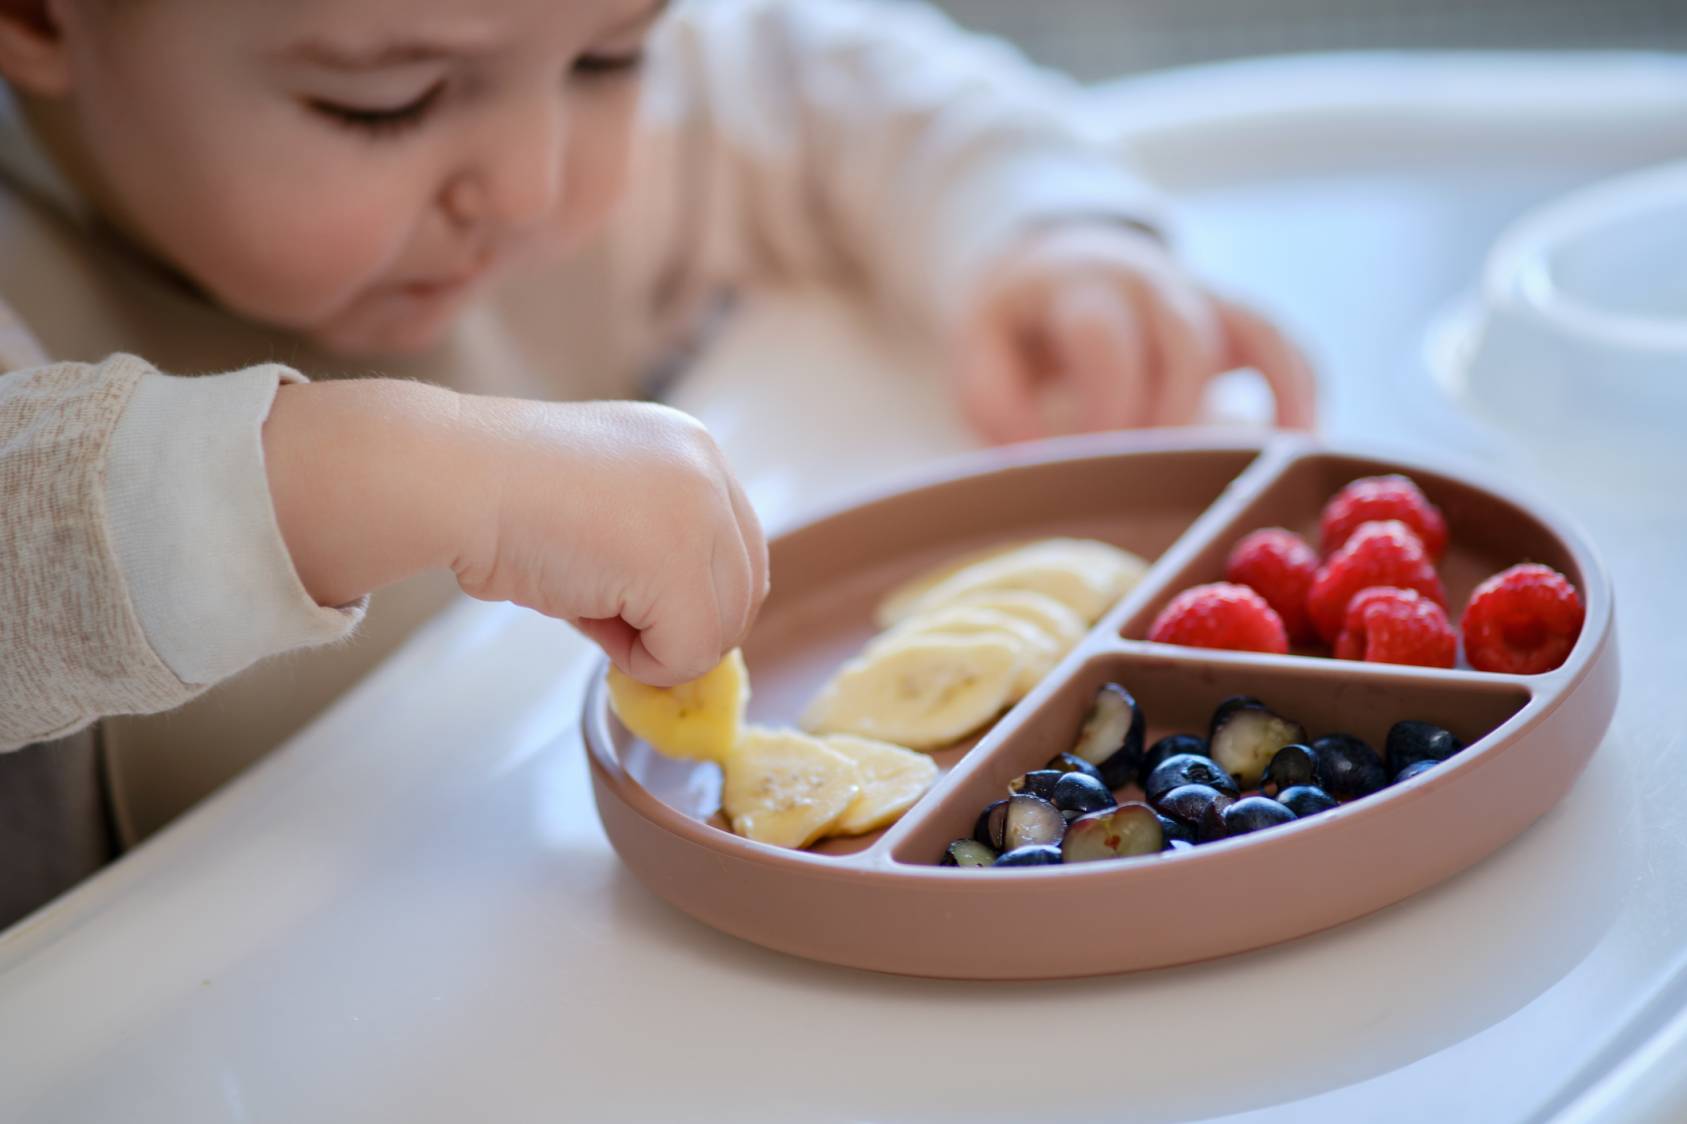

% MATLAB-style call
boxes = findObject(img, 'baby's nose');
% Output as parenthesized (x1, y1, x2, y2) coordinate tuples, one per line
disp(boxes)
(446, 105, 566, 232)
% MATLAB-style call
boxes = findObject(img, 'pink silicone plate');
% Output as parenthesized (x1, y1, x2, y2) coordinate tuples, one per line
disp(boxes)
(582, 434, 1618, 980)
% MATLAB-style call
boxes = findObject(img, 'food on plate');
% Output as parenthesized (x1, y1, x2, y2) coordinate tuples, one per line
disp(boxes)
(876, 537, 1148, 629)
(1461, 563, 1585, 674)
(1306, 520, 1446, 645)
(949, 590, 1087, 651)
(1333, 586, 1456, 668)
(1147, 582, 1290, 654)
(1277, 785, 1338, 817)
(1308, 733, 1388, 800)
(801, 633, 1023, 750)
(1225, 528, 1320, 644)
(720, 727, 861, 849)
(1049, 771, 1116, 821)
(866, 603, 1062, 699)
(938, 683, 1482, 867)
(1208, 695, 1307, 788)
(606, 649, 749, 763)
(1068, 682, 1146, 788)
(1223, 796, 1297, 836)
(822, 734, 941, 836)
(1319, 474, 1449, 560)
(1154, 783, 1233, 843)
(1061, 803, 1165, 863)
(976, 794, 1068, 852)
(1384, 720, 1464, 774)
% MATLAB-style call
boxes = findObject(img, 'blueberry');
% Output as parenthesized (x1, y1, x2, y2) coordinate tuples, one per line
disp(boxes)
(1209, 699, 1307, 789)
(941, 838, 997, 867)
(1069, 683, 1147, 789)
(1167, 838, 1196, 852)
(976, 794, 1066, 851)
(1061, 803, 1165, 863)
(1156, 813, 1194, 845)
(1153, 783, 1234, 843)
(1045, 752, 1107, 787)
(1386, 720, 1464, 774)
(1393, 759, 1439, 785)
(1144, 753, 1240, 805)
(1310, 733, 1387, 800)
(1259, 743, 1320, 798)
(1278, 785, 1339, 818)
(994, 845, 1063, 867)
(1051, 772, 1116, 821)
(1223, 796, 1297, 836)
(1008, 770, 1064, 802)
(1140, 733, 1208, 786)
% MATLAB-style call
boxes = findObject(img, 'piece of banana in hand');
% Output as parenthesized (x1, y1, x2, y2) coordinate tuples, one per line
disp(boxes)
(876, 538, 1148, 628)
(606, 649, 749, 763)
(722, 727, 862, 848)
(821, 734, 940, 836)
(800, 633, 1022, 750)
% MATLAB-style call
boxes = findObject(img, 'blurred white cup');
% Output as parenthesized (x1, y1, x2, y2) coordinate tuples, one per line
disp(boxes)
(1454, 160, 1687, 467)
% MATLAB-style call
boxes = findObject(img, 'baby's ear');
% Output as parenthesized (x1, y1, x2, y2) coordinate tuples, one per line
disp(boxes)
(0, 0, 72, 97)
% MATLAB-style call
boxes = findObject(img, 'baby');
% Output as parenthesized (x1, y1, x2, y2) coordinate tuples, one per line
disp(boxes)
(0, 0, 1313, 920)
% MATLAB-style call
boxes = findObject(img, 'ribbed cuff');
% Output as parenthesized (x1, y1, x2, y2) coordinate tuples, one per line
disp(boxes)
(103, 361, 364, 687)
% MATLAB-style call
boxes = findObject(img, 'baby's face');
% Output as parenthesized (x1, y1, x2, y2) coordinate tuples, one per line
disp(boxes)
(49, 0, 662, 355)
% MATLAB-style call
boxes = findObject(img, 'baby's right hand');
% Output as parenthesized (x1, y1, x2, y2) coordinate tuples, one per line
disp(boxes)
(265, 384, 766, 688)
(448, 399, 768, 686)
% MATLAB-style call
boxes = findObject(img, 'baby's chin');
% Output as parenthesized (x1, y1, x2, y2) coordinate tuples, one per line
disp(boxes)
(297, 284, 472, 360)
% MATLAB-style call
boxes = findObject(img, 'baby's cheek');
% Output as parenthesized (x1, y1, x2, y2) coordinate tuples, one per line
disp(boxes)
(195, 178, 414, 326)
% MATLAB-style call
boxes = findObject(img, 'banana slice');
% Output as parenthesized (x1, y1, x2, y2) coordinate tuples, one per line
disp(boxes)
(878, 538, 1149, 627)
(822, 734, 940, 836)
(874, 542, 1028, 628)
(944, 590, 1087, 653)
(800, 634, 1022, 750)
(722, 728, 861, 848)
(867, 605, 1061, 700)
(605, 649, 749, 763)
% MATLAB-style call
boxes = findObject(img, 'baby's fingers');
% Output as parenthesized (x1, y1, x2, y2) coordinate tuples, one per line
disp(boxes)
(953, 325, 1046, 445)
(1048, 279, 1151, 432)
(1215, 298, 1318, 430)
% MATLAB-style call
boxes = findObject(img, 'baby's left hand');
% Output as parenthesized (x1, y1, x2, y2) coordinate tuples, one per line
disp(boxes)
(949, 222, 1317, 444)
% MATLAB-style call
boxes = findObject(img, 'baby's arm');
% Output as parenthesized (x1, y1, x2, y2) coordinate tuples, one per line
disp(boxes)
(1, 351, 763, 751)
(623, 0, 1313, 435)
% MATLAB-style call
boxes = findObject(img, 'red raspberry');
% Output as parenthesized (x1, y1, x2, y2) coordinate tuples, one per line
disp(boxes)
(1461, 563, 1585, 674)
(1306, 520, 1446, 645)
(1320, 475, 1449, 560)
(1225, 528, 1319, 645)
(1147, 582, 1288, 654)
(1333, 587, 1456, 667)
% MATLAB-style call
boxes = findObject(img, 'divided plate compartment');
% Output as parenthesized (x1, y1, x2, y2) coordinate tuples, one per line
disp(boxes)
(582, 434, 1618, 979)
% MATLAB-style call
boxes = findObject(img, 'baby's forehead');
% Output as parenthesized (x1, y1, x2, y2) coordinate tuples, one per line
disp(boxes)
(246, 0, 662, 56)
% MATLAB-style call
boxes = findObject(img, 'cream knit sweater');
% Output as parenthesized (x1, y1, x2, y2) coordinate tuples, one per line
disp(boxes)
(0, 0, 1154, 859)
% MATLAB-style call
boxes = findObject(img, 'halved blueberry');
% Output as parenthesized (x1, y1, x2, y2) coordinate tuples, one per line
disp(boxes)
(1210, 699, 1307, 788)
(1061, 802, 1165, 863)
(994, 844, 1063, 867)
(941, 838, 997, 867)
(1144, 753, 1240, 805)
(977, 794, 1066, 851)
(1385, 720, 1465, 774)
(1070, 682, 1146, 789)
(1051, 772, 1116, 821)
(1311, 733, 1387, 800)
(1259, 743, 1320, 799)
(1277, 785, 1339, 818)
(1223, 796, 1297, 836)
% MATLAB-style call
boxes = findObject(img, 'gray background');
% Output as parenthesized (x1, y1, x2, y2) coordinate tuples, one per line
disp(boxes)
(932, 0, 1687, 79)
